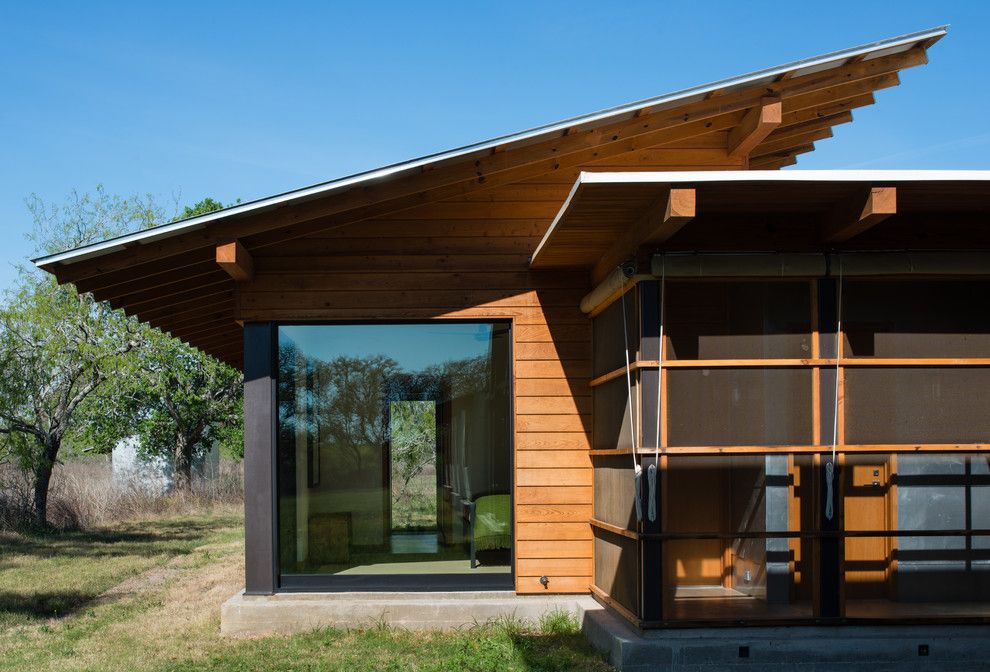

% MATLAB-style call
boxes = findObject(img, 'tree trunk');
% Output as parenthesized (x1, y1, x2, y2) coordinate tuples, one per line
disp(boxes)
(173, 438, 194, 491)
(32, 437, 59, 528)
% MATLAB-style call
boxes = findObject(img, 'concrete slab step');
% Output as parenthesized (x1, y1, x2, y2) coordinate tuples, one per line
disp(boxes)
(581, 606, 990, 672)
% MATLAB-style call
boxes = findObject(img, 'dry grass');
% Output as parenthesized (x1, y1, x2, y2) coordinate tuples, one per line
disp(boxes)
(0, 456, 242, 531)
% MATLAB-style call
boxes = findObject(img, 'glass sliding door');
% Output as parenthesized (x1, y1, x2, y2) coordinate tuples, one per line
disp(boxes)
(276, 322, 512, 590)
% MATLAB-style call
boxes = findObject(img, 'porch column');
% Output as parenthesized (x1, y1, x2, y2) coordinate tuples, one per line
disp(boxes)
(244, 322, 277, 594)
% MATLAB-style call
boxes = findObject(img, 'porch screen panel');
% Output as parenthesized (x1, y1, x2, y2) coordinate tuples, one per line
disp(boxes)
(594, 534, 640, 617)
(843, 280, 990, 358)
(845, 367, 990, 444)
(664, 280, 812, 360)
(593, 453, 639, 530)
(843, 453, 990, 618)
(593, 290, 639, 376)
(667, 368, 812, 446)
(593, 376, 635, 450)
(661, 454, 814, 621)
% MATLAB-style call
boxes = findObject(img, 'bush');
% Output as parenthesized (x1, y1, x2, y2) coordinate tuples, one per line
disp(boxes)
(0, 456, 242, 531)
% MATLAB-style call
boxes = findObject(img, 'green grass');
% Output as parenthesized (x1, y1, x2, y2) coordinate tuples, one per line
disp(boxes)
(166, 620, 609, 672)
(0, 513, 613, 672)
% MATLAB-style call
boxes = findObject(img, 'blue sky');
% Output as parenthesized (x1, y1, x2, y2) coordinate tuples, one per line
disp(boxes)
(1, 2, 987, 291)
(281, 323, 498, 372)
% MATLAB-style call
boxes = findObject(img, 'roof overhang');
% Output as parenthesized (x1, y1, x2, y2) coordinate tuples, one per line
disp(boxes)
(532, 170, 990, 280)
(30, 27, 949, 368)
(34, 26, 946, 269)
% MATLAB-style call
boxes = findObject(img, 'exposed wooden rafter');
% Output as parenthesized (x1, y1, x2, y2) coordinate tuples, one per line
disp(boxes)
(823, 186, 897, 242)
(590, 188, 696, 283)
(751, 128, 834, 159)
(216, 241, 255, 281)
(728, 97, 782, 159)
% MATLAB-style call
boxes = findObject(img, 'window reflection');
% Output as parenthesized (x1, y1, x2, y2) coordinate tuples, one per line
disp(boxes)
(276, 323, 511, 583)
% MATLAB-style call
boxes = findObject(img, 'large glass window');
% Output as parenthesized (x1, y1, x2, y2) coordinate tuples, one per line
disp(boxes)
(276, 323, 512, 589)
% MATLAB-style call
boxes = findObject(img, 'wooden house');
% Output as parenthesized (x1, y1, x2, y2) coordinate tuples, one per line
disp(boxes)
(37, 25, 990, 629)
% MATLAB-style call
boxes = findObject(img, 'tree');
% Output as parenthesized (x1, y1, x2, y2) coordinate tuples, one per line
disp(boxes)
(98, 329, 242, 488)
(78, 195, 243, 488)
(178, 197, 227, 220)
(0, 275, 139, 526)
(0, 186, 163, 526)
(25, 184, 163, 256)
(1, 186, 242, 523)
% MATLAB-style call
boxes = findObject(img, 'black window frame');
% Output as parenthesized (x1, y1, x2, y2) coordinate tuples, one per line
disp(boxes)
(271, 319, 515, 593)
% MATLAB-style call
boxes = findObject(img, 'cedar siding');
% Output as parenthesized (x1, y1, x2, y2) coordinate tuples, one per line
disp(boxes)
(234, 143, 741, 593)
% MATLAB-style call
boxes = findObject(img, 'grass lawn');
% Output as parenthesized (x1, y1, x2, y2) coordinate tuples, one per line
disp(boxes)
(0, 512, 613, 671)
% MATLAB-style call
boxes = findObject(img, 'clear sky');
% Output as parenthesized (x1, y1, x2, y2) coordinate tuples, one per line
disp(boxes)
(1, 2, 987, 291)
(282, 323, 497, 372)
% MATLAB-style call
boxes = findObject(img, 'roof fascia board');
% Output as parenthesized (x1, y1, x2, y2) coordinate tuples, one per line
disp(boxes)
(576, 169, 990, 186)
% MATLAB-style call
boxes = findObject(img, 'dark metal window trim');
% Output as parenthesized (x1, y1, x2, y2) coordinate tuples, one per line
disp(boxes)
(271, 319, 515, 593)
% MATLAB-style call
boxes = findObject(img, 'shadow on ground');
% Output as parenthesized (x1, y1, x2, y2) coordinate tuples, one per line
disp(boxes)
(0, 590, 94, 621)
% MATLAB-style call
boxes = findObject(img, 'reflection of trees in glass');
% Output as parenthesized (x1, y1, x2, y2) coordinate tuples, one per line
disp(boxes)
(278, 340, 492, 493)
(390, 400, 437, 530)
(314, 355, 397, 484)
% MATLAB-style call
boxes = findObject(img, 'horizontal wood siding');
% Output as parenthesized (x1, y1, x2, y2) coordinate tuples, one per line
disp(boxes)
(234, 144, 743, 595)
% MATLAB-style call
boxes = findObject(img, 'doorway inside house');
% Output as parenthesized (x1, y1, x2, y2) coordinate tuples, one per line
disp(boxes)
(275, 322, 512, 589)
(388, 399, 439, 554)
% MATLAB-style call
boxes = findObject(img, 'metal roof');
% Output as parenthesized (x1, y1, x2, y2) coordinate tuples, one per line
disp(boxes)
(34, 25, 948, 268)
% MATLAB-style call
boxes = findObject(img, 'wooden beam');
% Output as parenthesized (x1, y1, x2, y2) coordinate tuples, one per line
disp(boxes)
(590, 188, 696, 283)
(216, 241, 254, 281)
(728, 97, 782, 158)
(823, 187, 897, 243)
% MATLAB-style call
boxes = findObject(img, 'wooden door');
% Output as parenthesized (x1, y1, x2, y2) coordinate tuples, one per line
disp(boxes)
(843, 456, 893, 599)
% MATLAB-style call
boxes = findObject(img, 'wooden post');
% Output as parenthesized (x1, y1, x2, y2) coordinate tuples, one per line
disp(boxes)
(816, 278, 841, 618)
(243, 322, 277, 594)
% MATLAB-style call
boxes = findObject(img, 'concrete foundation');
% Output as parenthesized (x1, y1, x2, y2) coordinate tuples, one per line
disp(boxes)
(223, 590, 990, 671)
(220, 590, 599, 635)
(581, 605, 990, 672)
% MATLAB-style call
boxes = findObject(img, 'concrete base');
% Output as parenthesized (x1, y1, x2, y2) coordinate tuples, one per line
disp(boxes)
(221, 590, 600, 636)
(223, 590, 990, 671)
(581, 606, 990, 672)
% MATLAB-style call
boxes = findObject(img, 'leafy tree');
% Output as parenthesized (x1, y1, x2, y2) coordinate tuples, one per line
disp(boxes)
(0, 275, 139, 526)
(26, 184, 163, 256)
(0, 186, 166, 526)
(119, 329, 242, 487)
(178, 197, 227, 220)
(1, 187, 244, 523)
(78, 195, 243, 487)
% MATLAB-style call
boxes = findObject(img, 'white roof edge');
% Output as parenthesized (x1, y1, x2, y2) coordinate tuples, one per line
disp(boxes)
(35, 25, 948, 268)
(577, 169, 990, 185)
